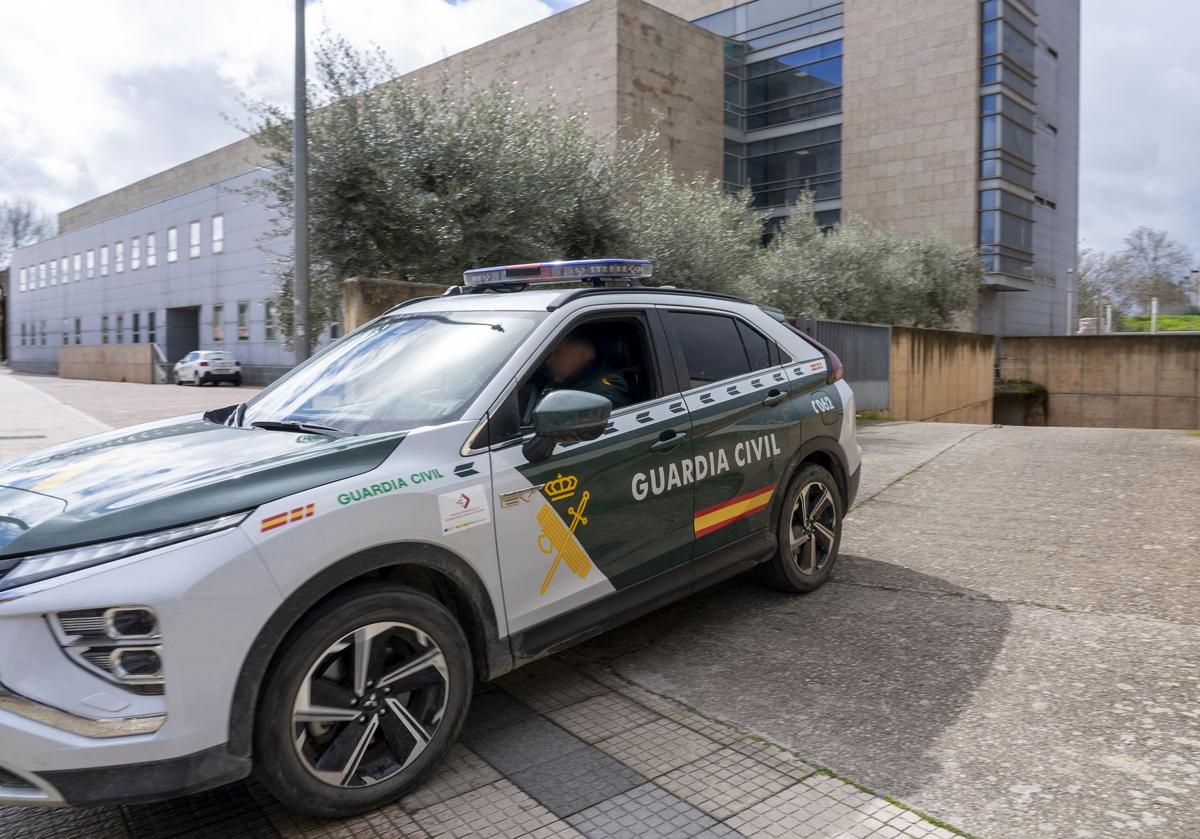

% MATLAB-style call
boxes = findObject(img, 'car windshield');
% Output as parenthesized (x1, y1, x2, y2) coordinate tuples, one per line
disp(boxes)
(240, 310, 544, 435)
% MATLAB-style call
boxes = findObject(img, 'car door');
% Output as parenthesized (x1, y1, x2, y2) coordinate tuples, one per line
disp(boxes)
(660, 308, 803, 580)
(486, 308, 695, 645)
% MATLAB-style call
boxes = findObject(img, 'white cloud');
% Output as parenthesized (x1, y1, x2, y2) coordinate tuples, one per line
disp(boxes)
(0, 0, 556, 216)
(1080, 0, 1200, 262)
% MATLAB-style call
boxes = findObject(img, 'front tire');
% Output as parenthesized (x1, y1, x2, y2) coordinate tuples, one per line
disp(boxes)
(758, 463, 843, 592)
(254, 583, 472, 818)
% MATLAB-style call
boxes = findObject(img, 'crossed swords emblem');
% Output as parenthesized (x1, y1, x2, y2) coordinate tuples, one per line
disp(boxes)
(536, 490, 592, 596)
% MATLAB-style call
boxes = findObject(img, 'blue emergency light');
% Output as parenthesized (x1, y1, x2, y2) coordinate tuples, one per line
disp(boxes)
(462, 258, 653, 288)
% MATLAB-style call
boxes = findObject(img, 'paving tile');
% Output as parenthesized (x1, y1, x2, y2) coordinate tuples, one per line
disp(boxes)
(0, 806, 128, 839)
(123, 780, 277, 839)
(506, 742, 645, 817)
(658, 747, 802, 820)
(595, 719, 722, 780)
(566, 782, 741, 839)
(523, 824, 588, 839)
(411, 779, 562, 839)
(461, 689, 538, 741)
(726, 783, 858, 839)
(467, 716, 590, 775)
(501, 669, 608, 713)
(250, 779, 427, 839)
(725, 738, 817, 779)
(543, 691, 658, 744)
(399, 743, 503, 811)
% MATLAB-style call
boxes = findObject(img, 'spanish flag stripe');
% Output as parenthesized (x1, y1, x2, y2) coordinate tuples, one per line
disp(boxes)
(260, 513, 290, 532)
(694, 486, 774, 538)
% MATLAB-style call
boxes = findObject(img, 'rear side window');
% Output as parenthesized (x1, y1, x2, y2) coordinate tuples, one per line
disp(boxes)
(670, 311, 752, 387)
(736, 321, 772, 371)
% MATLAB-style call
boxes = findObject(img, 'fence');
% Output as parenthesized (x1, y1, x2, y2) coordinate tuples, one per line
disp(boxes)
(795, 316, 892, 411)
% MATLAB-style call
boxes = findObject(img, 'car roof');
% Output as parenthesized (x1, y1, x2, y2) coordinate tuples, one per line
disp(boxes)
(397, 286, 758, 316)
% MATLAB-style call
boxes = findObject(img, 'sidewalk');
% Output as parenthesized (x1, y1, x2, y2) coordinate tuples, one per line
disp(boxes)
(0, 369, 112, 462)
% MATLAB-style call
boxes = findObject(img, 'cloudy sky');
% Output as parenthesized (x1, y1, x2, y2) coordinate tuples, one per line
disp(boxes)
(1, 0, 1197, 263)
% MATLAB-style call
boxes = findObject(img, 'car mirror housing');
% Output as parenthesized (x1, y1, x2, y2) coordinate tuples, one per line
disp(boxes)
(522, 390, 612, 463)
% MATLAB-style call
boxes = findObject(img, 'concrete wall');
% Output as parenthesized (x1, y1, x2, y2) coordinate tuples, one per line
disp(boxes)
(343, 279, 450, 331)
(840, 0, 979, 250)
(888, 326, 995, 423)
(1000, 336, 1200, 429)
(59, 344, 157, 384)
(58, 138, 269, 235)
(403, 0, 725, 180)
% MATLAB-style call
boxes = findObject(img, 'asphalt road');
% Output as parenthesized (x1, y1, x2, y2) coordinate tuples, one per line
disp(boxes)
(576, 422, 1200, 839)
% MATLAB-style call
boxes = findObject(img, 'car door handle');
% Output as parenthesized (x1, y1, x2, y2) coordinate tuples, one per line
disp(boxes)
(761, 388, 790, 407)
(650, 431, 688, 453)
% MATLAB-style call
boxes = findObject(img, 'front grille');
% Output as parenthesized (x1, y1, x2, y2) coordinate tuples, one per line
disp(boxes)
(56, 610, 108, 637)
(0, 766, 35, 790)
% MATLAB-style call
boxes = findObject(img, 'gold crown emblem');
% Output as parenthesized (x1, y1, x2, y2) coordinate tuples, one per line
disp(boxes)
(545, 473, 578, 501)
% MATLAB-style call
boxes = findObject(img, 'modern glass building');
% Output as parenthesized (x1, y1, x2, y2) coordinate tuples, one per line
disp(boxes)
(7, 0, 1079, 378)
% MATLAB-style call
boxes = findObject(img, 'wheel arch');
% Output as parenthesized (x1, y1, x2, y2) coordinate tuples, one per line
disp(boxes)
(769, 434, 850, 533)
(227, 541, 512, 759)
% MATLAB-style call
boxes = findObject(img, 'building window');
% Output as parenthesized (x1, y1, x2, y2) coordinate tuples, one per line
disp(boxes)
(49, 261, 57, 285)
(74, 318, 82, 345)
(212, 214, 224, 254)
(101, 315, 109, 344)
(20, 323, 26, 346)
(40, 321, 47, 346)
(237, 301, 250, 341)
(39, 262, 47, 286)
(740, 124, 843, 208)
(148, 311, 157, 345)
(131, 236, 141, 270)
(146, 232, 157, 267)
(743, 41, 843, 131)
(115, 314, 124, 343)
(100, 245, 109, 276)
(60, 257, 68, 283)
(189, 220, 201, 258)
(61, 318, 69, 346)
(132, 312, 141, 343)
(86, 249, 95, 278)
(212, 304, 224, 342)
(264, 301, 278, 341)
(115, 241, 125, 273)
(167, 227, 178, 263)
(74, 253, 82, 281)
(18, 267, 26, 292)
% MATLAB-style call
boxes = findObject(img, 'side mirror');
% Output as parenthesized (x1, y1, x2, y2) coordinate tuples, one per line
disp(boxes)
(522, 390, 612, 463)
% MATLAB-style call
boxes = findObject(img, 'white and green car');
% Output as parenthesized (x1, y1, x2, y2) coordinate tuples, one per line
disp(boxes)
(0, 259, 860, 816)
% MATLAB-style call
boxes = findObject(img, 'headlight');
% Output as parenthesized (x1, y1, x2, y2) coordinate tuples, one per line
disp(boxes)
(0, 512, 248, 592)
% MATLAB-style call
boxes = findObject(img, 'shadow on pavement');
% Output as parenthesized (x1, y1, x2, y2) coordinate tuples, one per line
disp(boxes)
(573, 556, 1011, 801)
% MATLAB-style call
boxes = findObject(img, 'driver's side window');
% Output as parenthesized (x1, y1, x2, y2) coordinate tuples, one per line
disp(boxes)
(488, 314, 660, 447)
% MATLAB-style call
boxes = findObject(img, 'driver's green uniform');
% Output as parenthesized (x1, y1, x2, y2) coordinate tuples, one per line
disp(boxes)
(543, 361, 629, 409)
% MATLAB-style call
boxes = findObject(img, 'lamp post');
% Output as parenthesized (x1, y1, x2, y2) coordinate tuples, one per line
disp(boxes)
(293, 0, 310, 364)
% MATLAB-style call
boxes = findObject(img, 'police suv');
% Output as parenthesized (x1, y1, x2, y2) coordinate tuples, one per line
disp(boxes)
(0, 259, 860, 816)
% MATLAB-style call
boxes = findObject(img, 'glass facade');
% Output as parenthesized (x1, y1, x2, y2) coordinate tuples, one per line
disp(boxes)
(697, 0, 844, 220)
(979, 0, 1038, 280)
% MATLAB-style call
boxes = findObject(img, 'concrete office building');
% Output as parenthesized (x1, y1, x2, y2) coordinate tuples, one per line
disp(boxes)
(7, 0, 1079, 378)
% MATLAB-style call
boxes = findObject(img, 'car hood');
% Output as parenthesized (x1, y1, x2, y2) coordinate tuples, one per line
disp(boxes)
(0, 413, 403, 559)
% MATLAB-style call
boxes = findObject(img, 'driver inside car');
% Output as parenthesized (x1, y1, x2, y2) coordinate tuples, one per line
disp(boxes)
(538, 327, 630, 410)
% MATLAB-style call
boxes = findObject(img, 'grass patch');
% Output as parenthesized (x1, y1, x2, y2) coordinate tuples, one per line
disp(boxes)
(1118, 314, 1200, 332)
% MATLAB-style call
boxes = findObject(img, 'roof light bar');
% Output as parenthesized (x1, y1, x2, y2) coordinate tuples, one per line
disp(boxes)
(462, 258, 652, 288)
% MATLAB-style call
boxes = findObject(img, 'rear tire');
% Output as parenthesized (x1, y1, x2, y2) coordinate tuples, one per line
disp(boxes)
(254, 583, 473, 818)
(757, 463, 843, 593)
(233, 373, 242, 387)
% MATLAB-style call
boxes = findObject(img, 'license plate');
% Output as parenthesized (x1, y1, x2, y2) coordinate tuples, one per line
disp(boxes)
(213, 367, 233, 373)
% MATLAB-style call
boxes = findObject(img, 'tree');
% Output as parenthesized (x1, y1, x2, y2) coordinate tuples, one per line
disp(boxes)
(0, 197, 56, 270)
(1111, 226, 1192, 313)
(1075, 247, 1122, 323)
(748, 202, 980, 328)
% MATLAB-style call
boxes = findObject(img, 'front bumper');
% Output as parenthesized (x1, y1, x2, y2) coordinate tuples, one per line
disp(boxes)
(0, 526, 279, 806)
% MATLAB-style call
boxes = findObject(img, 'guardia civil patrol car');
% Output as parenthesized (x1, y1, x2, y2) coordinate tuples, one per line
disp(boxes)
(0, 259, 860, 816)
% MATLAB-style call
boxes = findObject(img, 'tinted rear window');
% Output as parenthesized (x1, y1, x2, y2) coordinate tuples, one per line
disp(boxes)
(670, 311, 752, 387)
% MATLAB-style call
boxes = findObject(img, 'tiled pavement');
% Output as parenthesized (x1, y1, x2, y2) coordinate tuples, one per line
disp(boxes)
(0, 658, 965, 839)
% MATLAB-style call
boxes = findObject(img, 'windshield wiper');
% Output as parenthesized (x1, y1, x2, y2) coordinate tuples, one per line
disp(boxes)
(249, 420, 355, 438)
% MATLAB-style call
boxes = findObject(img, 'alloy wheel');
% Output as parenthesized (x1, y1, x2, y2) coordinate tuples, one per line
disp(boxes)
(788, 480, 838, 575)
(291, 621, 449, 789)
